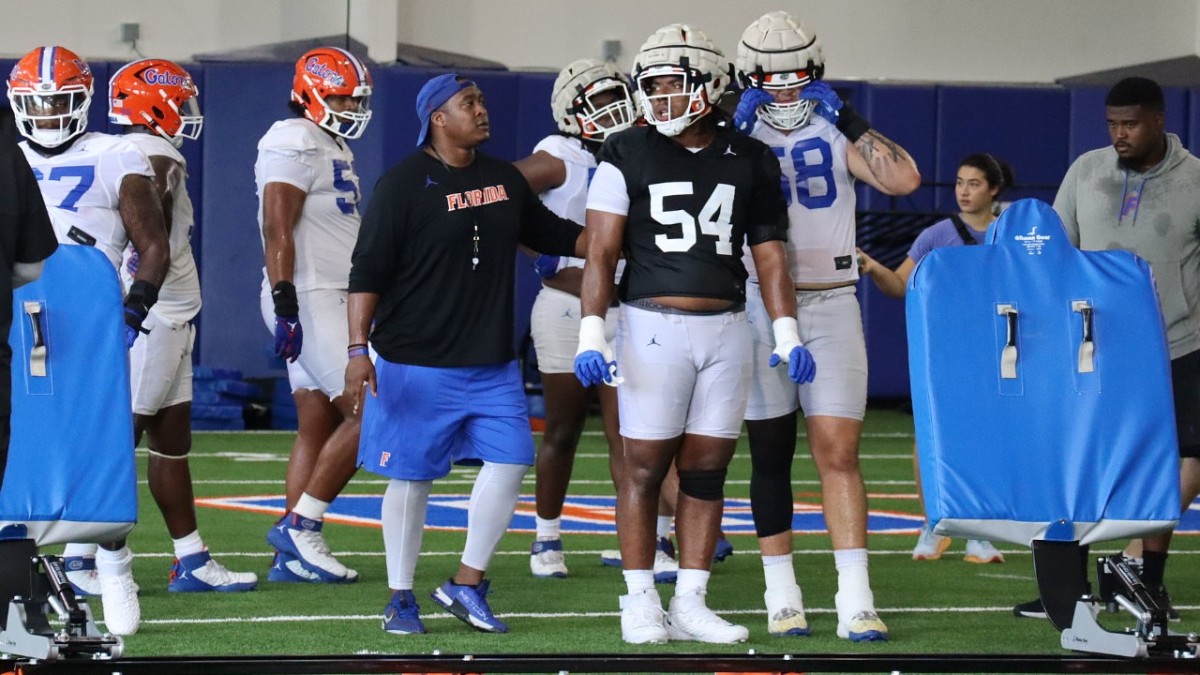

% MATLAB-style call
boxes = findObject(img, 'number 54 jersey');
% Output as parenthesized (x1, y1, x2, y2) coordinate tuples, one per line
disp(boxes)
(255, 118, 361, 293)
(747, 117, 857, 286)
(19, 132, 155, 271)
(596, 125, 788, 304)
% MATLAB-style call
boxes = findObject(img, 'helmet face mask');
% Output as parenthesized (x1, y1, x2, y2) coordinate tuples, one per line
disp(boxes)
(631, 24, 731, 138)
(292, 47, 373, 140)
(746, 70, 817, 131)
(736, 11, 825, 131)
(552, 58, 636, 142)
(7, 45, 94, 148)
(109, 58, 203, 146)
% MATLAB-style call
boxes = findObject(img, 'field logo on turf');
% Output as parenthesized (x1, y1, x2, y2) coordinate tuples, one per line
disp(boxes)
(198, 494, 931, 534)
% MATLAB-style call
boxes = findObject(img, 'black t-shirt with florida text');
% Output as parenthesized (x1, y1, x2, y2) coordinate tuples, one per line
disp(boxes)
(349, 150, 582, 367)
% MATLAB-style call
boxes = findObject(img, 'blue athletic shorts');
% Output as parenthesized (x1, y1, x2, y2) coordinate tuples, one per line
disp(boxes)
(358, 358, 535, 480)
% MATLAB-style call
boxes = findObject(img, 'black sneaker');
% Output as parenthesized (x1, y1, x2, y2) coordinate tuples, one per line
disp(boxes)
(1013, 597, 1048, 619)
(1150, 584, 1182, 623)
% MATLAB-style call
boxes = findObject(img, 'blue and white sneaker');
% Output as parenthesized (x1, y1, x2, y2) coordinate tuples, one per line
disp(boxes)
(383, 589, 426, 634)
(530, 539, 568, 578)
(266, 512, 358, 583)
(431, 578, 508, 633)
(64, 555, 100, 597)
(267, 551, 321, 583)
(169, 551, 258, 592)
(713, 534, 734, 563)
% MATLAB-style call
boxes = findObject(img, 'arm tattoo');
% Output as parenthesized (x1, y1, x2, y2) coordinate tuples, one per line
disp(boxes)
(856, 130, 911, 182)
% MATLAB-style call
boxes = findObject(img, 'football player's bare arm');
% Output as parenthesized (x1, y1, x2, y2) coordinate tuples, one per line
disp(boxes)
(345, 291, 379, 407)
(580, 209, 623, 317)
(262, 182, 306, 286)
(118, 173, 168, 287)
(847, 130, 920, 196)
(750, 239, 799, 321)
(147, 155, 182, 235)
(513, 151, 567, 195)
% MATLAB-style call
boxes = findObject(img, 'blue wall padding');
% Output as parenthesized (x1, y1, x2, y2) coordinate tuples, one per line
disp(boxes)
(861, 84, 938, 212)
(857, 278, 909, 398)
(936, 86, 1070, 210)
(197, 62, 293, 377)
(1, 247, 136, 545)
(906, 199, 1179, 545)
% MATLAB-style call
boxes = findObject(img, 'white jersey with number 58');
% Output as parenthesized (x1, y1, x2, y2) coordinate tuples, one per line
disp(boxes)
(19, 131, 154, 271)
(745, 117, 857, 285)
(255, 118, 362, 293)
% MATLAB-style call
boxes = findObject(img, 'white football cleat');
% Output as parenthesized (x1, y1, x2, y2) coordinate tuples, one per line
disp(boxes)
(99, 568, 141, 636)
(765, 583, 810, 636)
(666, 589, 749, 643)
(619, 589, 668, 644)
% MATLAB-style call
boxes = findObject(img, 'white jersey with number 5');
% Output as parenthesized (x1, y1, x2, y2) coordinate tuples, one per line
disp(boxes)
(119, 133, 202, 324)
(745, 117, 857, 285)
(255, 118, 361, 293)
(19, 132, 154, 271)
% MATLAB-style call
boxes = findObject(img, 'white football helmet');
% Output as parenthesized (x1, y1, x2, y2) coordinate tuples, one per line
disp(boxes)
(631, 24, 731, 137)
(552, 58, 636, 143)
(736, 11, 825, 130)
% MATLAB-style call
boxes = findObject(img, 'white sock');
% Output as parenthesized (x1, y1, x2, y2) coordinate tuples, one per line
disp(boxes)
(63, 543, 97, 559)
(675, 568, 711, 597)
(383, 479, 431, 590)
(95, 546, 134, 576)
(762, 553, 797, 591)
(293, 493, 329, 521)
(535, 516, 561, 541)
(834, 548, 875, 616)
(172, 530, 205, 559)
(656, 516, 673, 540)
(461, 462, 527, 572)
(623, 569, 655, 594)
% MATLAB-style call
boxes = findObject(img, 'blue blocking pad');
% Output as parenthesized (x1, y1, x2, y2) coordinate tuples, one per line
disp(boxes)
(0, 246, 136, 546)
(906, 199, 1179, 546)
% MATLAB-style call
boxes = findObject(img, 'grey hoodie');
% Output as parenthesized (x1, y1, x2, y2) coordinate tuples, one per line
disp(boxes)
(1054, 132, 1200, 359)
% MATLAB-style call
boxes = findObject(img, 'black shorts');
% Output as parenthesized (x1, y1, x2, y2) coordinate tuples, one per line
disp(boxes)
(1171, 349, 1200, 458)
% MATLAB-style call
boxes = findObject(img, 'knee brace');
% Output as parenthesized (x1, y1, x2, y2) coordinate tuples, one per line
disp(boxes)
(677, 468, 726, 501)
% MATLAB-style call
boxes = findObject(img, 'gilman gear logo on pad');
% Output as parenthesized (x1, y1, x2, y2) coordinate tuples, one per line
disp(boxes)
(1013, 224, 1051, 255)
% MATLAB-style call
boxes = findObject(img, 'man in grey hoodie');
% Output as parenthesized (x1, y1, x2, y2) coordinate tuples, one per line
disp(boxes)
(1052, 76, 1200, 621)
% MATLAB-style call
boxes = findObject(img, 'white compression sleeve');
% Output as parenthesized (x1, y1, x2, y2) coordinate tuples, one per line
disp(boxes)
(461, 461, 528, 571)
(383, 478, 432, 590)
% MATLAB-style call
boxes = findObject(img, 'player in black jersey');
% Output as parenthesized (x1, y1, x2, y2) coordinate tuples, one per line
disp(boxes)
(576, 23, 813, 645)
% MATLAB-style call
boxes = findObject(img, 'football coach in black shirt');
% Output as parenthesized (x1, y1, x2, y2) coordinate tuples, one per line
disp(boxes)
(346, 73, 586, 635)
(0, 106, 58, 492)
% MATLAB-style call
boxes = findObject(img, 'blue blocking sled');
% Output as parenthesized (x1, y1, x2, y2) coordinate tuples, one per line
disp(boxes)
(0, 246, 136, 546)
(906, 198, 1179, 547)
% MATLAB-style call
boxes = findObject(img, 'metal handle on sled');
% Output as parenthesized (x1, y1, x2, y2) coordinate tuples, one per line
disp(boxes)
(1072, 300, 1094, 373)
(23, 301, 46, 377)
(997, 304, 1018, 379)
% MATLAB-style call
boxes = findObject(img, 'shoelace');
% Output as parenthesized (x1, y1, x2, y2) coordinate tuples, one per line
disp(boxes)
(297, 529, 334, 556)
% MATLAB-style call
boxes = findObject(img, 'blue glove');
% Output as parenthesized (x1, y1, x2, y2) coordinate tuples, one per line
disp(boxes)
(769, 345, 817, 384)
(574, 350, 616, 387)
(574, 315, 621, 387)
(733, 88, 774, 134)
(800, 81, 842, 124)
(274, 315, 303, 363)
(125, 246, 140, 277)
(123, 307, 147, 349)
(533, 255, 560, 280)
